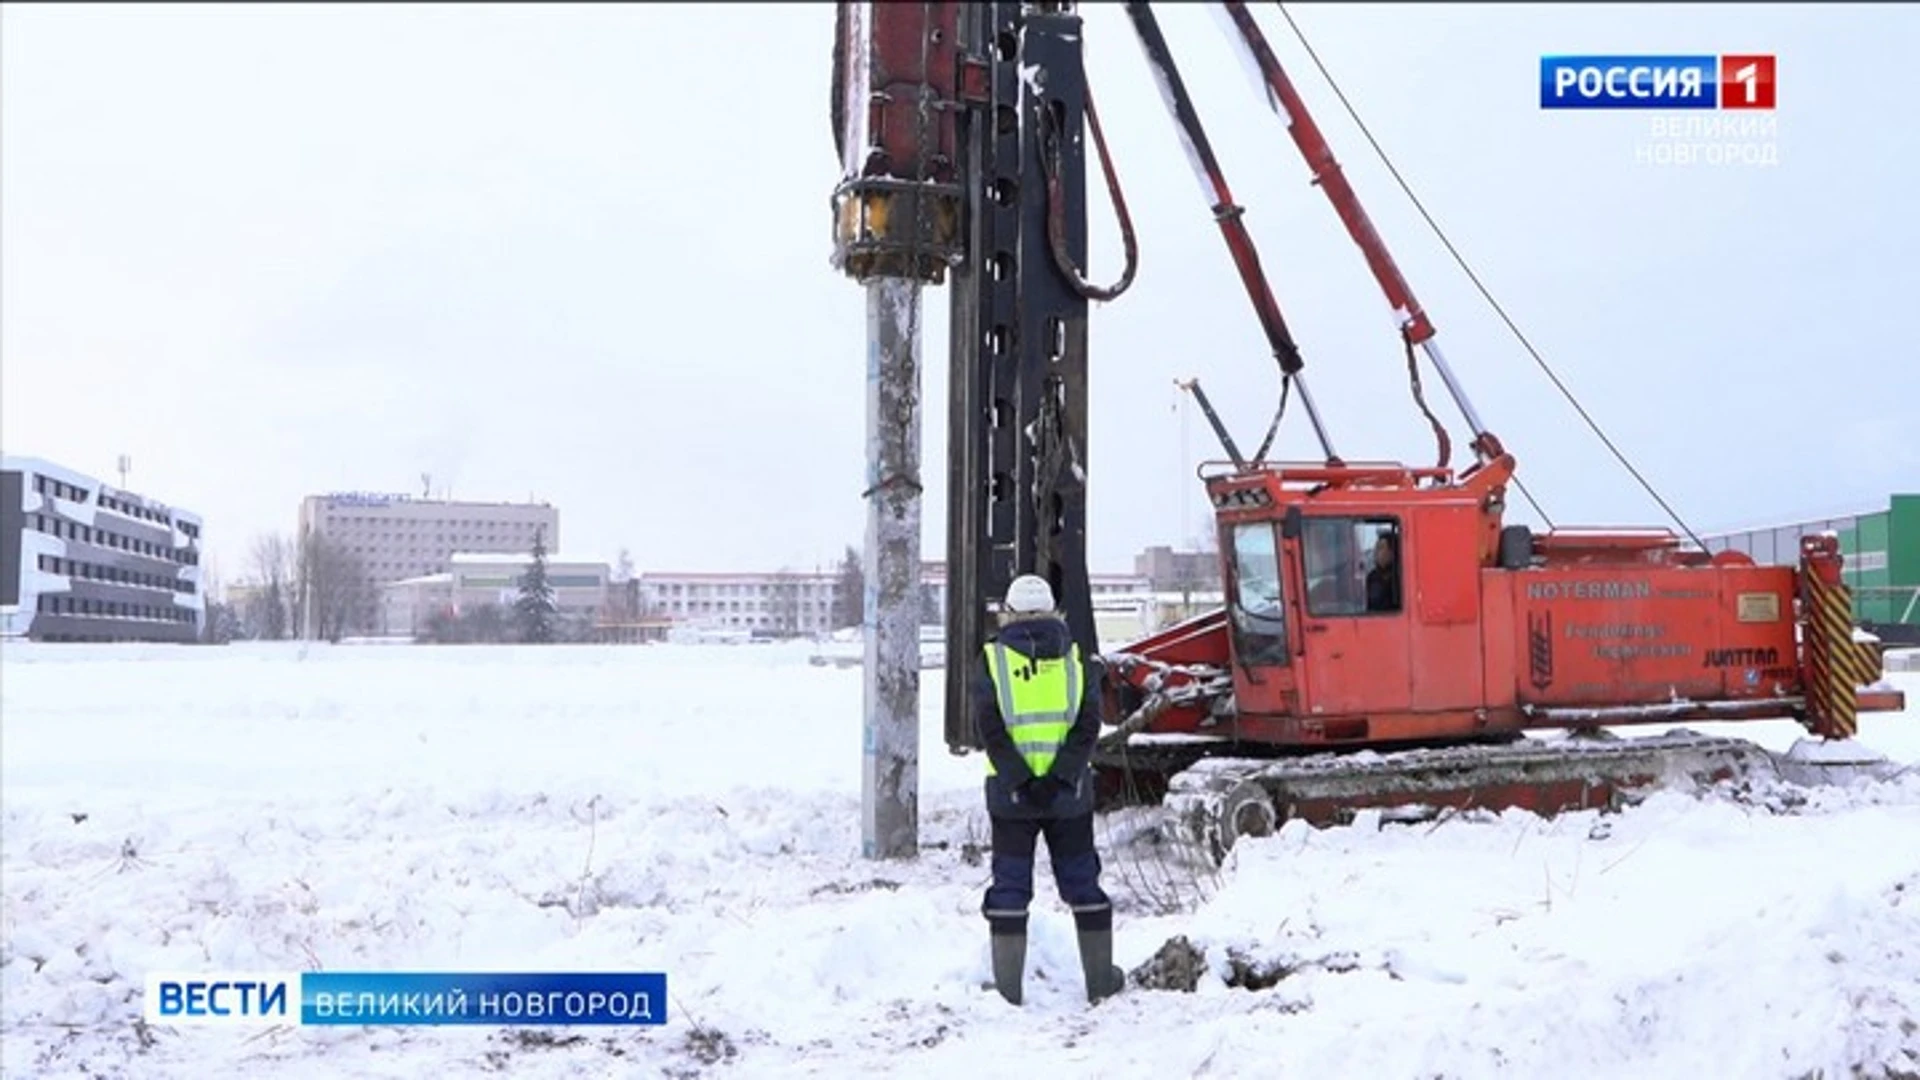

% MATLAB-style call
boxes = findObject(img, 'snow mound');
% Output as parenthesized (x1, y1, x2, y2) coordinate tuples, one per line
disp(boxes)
(1773, 737, 1909, 789)
(1785, 737, 1894, 765)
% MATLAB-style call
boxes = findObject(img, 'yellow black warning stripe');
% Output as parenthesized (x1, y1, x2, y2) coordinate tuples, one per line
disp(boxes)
(1803, 574, 1884, 739)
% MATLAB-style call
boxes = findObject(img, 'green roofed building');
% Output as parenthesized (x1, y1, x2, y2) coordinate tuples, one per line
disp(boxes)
(1699, 494, 1919, 645)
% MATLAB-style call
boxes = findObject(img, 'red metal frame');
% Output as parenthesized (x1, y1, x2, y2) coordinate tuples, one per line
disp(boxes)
(1108, 461, 1906, 748)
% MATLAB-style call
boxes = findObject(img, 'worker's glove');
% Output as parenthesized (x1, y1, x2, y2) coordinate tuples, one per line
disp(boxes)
(1022, 777, 1065, 809)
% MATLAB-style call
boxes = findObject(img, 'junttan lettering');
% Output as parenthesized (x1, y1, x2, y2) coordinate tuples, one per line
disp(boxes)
(1703, 647, 1780, 668)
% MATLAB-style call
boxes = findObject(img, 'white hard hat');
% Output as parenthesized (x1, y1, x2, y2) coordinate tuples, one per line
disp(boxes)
(1005, 574, 1055, 614)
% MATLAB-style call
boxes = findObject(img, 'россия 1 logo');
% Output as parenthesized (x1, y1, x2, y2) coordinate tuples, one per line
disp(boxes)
(1540, 55, 1776, 110)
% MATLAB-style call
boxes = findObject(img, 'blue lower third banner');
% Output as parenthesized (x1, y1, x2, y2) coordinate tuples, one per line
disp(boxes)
(143, 971, 667, 1026)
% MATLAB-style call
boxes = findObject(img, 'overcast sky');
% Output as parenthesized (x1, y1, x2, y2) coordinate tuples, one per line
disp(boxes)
(4, 3, 1914, 585)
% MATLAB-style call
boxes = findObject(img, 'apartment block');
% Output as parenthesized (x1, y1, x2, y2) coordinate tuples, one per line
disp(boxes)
(297, 492, 558, 590)
(1, 455, 205, 642)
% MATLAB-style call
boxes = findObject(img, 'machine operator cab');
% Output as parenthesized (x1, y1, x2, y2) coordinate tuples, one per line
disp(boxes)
(1223, 504, 1436, 728)
(1226, 515, 1405, 646)
(1302, 518, 1402, 617)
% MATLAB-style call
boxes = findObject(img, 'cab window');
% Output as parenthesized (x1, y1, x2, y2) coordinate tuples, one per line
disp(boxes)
(1227, 522, 1289, 664)
(1303, 517, 1402, 617)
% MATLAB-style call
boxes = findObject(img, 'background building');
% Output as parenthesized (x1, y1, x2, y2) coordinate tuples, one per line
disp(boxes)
(1700, 493, 1919, 644)
(920, 563, 1152, 628)
(640, 570, 843, 637)
(0, 455, 205, 642)
(381, 552, 609, 638)
(638, 563, 1155, 639)
(1134, 544, 1221, 593)
(596, 577, 674, 643)
(297, 492, 558, 590)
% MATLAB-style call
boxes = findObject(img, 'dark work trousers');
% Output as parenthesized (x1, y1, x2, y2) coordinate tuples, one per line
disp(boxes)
(982, 812, 1113, 937)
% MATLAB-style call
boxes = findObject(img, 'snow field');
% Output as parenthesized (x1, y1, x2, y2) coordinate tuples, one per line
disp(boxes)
(2, 641, 1917, 1078)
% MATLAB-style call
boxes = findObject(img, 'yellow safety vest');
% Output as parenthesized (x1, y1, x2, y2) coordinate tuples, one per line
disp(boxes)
(983, 639, 1084, 776)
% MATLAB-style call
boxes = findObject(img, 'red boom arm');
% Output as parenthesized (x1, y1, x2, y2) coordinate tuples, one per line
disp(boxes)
(1218, 2, 1430, 343)
(1217, 2, 1504, 461)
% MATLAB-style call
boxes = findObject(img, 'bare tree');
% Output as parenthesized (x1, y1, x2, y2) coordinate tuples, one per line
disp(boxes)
(197, 560, 233, 644)
(202, 551, 225, 604)
(467, 603, 510, 643)
(200, 600, 238, 644)
(608, 550, 644, 624)
(298, 530, 375, 642)
(247, 533, 296, 640)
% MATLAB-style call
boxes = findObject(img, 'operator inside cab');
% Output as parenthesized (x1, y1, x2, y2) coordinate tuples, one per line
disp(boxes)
(1366, 532, 1401, 613)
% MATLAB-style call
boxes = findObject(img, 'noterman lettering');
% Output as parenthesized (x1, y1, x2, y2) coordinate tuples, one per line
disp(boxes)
(1527, 580, 1653, 601)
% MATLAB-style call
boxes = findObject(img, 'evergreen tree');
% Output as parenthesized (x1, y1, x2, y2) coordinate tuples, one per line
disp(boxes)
(831, 545, 864, 630)
(515, 527, 558, 644)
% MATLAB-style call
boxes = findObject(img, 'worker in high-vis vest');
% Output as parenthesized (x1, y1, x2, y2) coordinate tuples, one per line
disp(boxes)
(973, 573, 1124, 1007)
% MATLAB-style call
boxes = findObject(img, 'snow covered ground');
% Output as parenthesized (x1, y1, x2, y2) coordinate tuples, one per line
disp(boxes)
(3, 641, 1917, 1079)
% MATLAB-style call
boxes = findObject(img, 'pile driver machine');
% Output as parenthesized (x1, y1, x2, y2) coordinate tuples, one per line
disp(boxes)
(829, 1, 1904, 858)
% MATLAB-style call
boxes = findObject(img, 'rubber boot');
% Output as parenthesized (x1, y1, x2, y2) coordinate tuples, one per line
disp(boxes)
(1076, 929, 1125, 1004)
(991, 933, 1026, 1006)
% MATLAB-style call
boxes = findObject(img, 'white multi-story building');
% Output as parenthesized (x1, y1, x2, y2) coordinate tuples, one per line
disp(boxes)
(297, 492, 558, 590)
(380, 552, 609, 638)
(640, 570, 845, 637)
(920, 564, 1152, 628)
(639, 562, 1153, 637)
(1, 455, 205, 642)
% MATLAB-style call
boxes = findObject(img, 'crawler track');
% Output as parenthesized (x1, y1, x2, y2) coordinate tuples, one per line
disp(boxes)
(1098, 730, 1780, 863)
